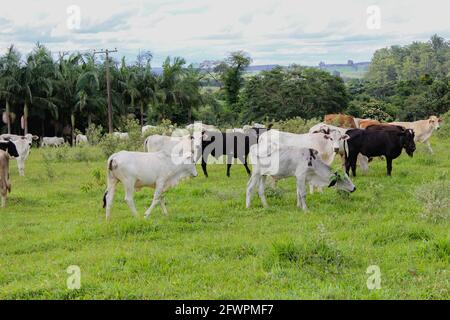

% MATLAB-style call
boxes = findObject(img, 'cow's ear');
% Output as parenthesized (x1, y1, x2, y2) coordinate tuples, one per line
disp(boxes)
(341, 134, 350, 140)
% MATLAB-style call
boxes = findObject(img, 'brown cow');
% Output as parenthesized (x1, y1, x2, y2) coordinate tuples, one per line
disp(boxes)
(358, 119, 381, 129)
(0, 150, 11, 208)
(324, 114, 357, 128)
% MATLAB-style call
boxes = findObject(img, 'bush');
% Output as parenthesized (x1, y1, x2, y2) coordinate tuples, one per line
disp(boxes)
(436, 110, 450, 139)
(99, 119, 145, 157)
(142, 119, 177, 138)
(416, 179, 450, 222)
(85, 124, 104, 145)
(270, 117, 321, 134)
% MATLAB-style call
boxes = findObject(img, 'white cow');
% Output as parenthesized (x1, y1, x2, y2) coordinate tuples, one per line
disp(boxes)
(258, 128, 350, 194)
(113, 132, 129, 140)
(11, 137, 34, 176)
(0, 133, 39, 143)
(258, 129, 349, 166)
(142, 125, 157, 135)
(103, 150, 198, 220)
(309, 123, 369, 175)
(144, 134, 194, 152)
(390, 116, 442, 153)
(75, 134, 88, 146)
(247, 146, 356, 210)
(42, 137, 65, 147)
(186, 123, 218, 132)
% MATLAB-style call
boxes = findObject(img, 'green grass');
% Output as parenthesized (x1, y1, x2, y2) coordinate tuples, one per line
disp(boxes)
(0, 137, 448, 299)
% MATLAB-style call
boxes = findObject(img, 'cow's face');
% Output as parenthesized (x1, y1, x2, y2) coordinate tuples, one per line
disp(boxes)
(429, 116, 441, 130)
(328, 172, 356, 193)
(402, 129, 416, 157)
(324, 130, 349, 153)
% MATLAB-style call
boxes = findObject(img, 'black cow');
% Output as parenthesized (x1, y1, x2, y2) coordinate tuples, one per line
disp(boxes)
(199, 126, 271, 177)
(345, 125, 415, 176)
(0, 141, 19, 158)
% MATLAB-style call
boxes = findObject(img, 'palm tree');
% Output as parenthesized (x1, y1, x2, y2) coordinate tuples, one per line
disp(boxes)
(76, 53, 104, 127)
(54, 53, 82, 144)
(21, 43, 57, 135)
(0, 45, 21, 133)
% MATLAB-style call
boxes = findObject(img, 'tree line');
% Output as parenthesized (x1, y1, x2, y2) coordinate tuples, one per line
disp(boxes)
(0, 35, 448, 143)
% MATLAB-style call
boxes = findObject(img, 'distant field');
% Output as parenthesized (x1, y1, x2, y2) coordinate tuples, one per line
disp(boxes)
(320, 65, 369, 79)
(0, 137, 448, 299)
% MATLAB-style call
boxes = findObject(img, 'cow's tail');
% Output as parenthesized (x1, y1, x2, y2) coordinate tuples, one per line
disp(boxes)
(344, 139, 349, 159)
(103, 157, 118, 208)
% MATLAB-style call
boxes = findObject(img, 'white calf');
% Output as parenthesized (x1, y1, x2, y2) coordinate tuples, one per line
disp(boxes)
(75, 134, 88, 145)
(103, 150, 198, 220)
(113, 132, 129, 140)
(247, 146, 356, 210)
(42, 137, 65, 147)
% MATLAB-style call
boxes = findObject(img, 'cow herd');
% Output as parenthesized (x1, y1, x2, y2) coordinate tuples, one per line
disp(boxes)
(0, 115, 442, 216)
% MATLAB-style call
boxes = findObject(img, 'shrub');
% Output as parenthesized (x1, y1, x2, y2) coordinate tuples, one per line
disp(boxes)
(436, 110, 450, 139)
(85, 124, 104, 145)
(416, 179, 450, 222)
(270, 117, 321, 134)
(142, 119, 177, 138)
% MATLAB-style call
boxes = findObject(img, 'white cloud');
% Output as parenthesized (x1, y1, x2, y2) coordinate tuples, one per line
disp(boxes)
(0, 0, 449, 66)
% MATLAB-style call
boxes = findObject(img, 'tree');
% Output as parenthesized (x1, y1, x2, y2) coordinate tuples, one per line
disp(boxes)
(0, 45, 21, 133)
(21, 43, 57, 135)
(219, 51, 252, 110)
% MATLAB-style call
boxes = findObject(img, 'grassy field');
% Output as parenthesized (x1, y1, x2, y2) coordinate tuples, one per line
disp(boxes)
(0, 137, 448, 299)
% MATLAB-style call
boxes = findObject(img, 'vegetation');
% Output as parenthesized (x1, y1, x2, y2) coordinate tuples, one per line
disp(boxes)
(0, 134, 448, 299)
(345, 34, 449, 121)
(1, 35, 448, 141)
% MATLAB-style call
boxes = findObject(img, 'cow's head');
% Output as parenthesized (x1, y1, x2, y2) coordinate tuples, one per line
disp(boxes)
(400, 129, 416, 157)
(328, 171, 356, 193)
(2, 141, 20, 158)
(323, 130, 350, 153)
(429, 116, 441, 130)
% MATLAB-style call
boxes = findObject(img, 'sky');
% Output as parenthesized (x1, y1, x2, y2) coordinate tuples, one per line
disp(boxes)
(0, 0, 449, 67)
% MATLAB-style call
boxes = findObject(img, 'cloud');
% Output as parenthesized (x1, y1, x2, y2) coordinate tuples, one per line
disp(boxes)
(0, 0, 449, 66)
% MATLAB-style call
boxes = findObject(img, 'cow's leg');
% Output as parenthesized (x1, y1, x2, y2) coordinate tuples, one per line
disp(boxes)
(201, 156, 208, 177)
(1, 193, 6, 208)
(346, 153, 358, 177)
(351, 158, 357, 177)
(243, 154, 251, 176)
(309, 184, 314, 194)
(296, 175, 308, 210)
(246, 175, 260, 208)
(258, 176, 268, 208)
(144, 184, 163, 219)
(386, 157, 393, 176)
(358, 155, 369, 174)
(124, 182, 138, 217)
(424, 140, 433, 154)
(17, 159, 25, 177)
(104, 178, 118, 221)
(226, 154, 232, 177)
(160, 196, 168, 215)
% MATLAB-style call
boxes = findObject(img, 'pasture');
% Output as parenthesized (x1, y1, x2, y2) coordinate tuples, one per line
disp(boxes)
(0, 137, 448, 299)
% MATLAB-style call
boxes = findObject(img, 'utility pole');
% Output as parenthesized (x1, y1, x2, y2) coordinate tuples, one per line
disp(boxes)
(94, 48, 117, 134)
